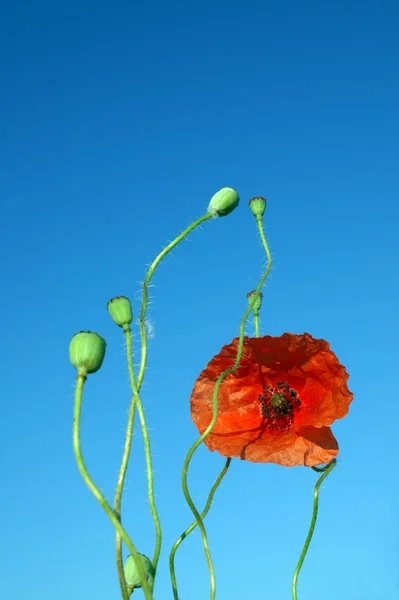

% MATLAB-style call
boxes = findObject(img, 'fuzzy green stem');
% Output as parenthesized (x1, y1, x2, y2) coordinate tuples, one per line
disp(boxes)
(137, 213, 212, 391)
(134, 397, 161, 590)
(72, 373, 152, 600)
(169, 458, 232, 599)
(180, 216, 272, 600)
(122, 327, 161, 591)
(114, 326, 138, 600)
(132, 212, 212, 585)
(291, 459, 337, 600)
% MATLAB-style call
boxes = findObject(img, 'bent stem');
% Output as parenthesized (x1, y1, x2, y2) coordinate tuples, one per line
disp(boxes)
(114, 326, 138, 600)
(137, 212, 212, 391)
(134, 212, 213, 582)
(73, 373, 152, 600)
(291, 459, 337, 600)
(169, 458, 232, 599)
(180, 216, 272, 600)
(119, 325, 161, 593)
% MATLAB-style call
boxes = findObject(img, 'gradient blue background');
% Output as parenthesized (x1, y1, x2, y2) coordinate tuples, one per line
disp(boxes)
(1, 1, 398, 599)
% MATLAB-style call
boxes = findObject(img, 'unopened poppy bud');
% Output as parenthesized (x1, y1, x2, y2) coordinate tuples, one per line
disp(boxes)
(247, 290, 263, 313)
(249, 196, 266, 218)
(207, 187, 239, 217)
(69, 331, 106, 375)
(124, 553, 154, 591)
(107, 296, 133, 328)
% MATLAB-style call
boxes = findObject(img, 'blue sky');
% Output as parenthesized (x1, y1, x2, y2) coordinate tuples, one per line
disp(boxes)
(1, 1, 398, 599)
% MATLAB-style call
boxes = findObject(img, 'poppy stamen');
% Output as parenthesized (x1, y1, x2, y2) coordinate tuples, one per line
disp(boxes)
(258, 381, 301, 432)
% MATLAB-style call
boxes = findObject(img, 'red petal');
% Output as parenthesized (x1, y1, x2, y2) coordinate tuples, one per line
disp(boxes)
(193, 418, 338, 467)
(190, 333, 353, 466)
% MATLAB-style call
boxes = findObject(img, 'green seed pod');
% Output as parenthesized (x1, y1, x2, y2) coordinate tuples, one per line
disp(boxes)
(69, 331, 106, 375)
(207, 187, 240, 217)
(247, 290, 263, 313)
(123, 553, 154, 590)
(107, 296, 133, 328)
(249, 196, 266, 218)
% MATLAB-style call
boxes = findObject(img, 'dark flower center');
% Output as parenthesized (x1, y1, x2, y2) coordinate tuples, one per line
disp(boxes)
(258, 381, 301, 432)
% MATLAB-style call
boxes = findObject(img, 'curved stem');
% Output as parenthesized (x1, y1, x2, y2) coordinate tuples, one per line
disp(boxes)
(114, 326, 138, 600)
(122, 327, 161, 592)
(312, 463, 334, 473)
(169, 458, 232, 599)
(73, 373, 152, 600)
(133, 212, 212, 583)
(137, 213, 212, 392)
(181, 216, 272, 600)
(291, 459, 337, 600)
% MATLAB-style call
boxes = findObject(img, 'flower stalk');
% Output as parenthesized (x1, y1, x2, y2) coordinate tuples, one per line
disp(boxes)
(72, 372, 152, 600)
(291, 459, 337, 600)
(113, 209, 216, 594)
(110, 194, 237, 596)
(179, 213, 272, 600)
(133, 212, 213, 588)
(169, 458, 232, 599)
(113, 324, 139, 600)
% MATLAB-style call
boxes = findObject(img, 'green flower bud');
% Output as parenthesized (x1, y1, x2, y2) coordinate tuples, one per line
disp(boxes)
(107, 296, 133, 328)
(249, 196, 266, 218)
(247, 290, 263, 313)
(69, 331, 106, 375)
(207, 187, 240, 217)
(124, 553, 154, 591)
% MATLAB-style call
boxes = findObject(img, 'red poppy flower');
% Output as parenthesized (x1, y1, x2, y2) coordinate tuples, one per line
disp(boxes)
(190, 333, 353, 467)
